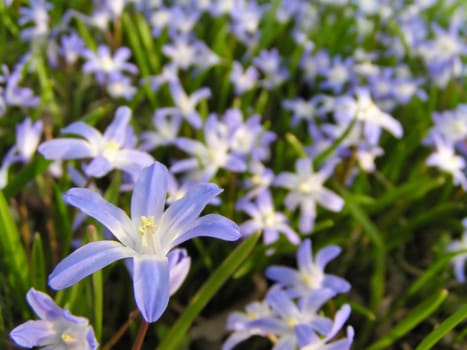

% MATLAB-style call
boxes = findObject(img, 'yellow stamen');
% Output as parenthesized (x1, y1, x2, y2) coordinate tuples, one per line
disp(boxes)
(61, 332, 76, 343)
(138, 216, 155, 234)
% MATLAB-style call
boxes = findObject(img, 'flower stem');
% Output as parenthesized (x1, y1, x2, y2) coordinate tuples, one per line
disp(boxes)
(131, 318, 149, 350)
(102, 309, 139, 350)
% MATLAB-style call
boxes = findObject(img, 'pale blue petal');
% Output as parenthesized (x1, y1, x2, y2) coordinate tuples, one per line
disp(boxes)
(324, 304, 351, 341)
(38, 139, 94, 160)
(299, 199, 316, 234)
(169, 214, 240, 250)
(296, 157, 312, 175)
(159, 183, 222, 247)
(308, 316, 334, 336)
(316, 188, 344, 212)
(10, 320, 52, 347)
(301, 288, 336, 314)
(133, 255, 170, 323)
(247, 317, 288, 334)
(49, 241, 134, 289)
(26, 288, 63, 320)
(265, 266, 300, 286)
(452, 259, 466, 283)
(297, 239, 313, 272)
(222, 332, 253, 350)
(323, 275, 351, 294)
(84, 156, 113, 177)
(63, 188, 136, 248)
(167, 248, 191, 295)
(316, 246, 341, 270)
(266, 289, 298, 319)
(61, 122, 102, 144)
(239, 220, 261, 236)
(131, 162, 168, 225)
(273, 173, 297, 189)
(295, 324, 319, 347)
(103, 106, 131, 144)
(272, 335, 296, 350)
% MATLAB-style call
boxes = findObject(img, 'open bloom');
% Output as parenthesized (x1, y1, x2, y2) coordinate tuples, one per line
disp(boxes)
(10, 288, 98, 350)
(266, 239, 351, 299)
(48, 161, 240, 322)
(38, 106, 153, 180)
(274, 158, 344, 234)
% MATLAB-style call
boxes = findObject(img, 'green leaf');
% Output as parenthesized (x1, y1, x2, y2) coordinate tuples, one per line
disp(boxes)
(3, 156, 51, 199)
(30, 233, 46, 292)
(0, 191, 29, 306)
(367, 289, 448, 350)
(122, 13, 157, 108)
(415, 303, 467, 350)
(337, 184, 385, 311)
(157, 232, 261, 350)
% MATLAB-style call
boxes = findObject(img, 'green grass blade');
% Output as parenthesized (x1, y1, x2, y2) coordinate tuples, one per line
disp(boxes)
(157, 232, 261, 350)
(30, 233, 46, 292)
(0, 191, 30, 306)
(415, 303, 467, 350)
(367, 289, 448, 350)
(337, 184, 385, 311)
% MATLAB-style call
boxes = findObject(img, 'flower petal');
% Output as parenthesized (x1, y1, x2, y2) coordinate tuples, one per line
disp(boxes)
(49, 241, 134, 289)
(315, 246, 341, 270)
(131, 162, 168, 225)
(315, 188, 344, 212)
(167, 248, 191, 295)
(26, 288, 63, 320)
(84, 156, 113, 178)
(10, 320, 52, 347)
(265, 266, 300, 286)
(38, 139, 94, 160)
(132, 255, 170, 323)
(61, 121, 102, 144)
(103, 106, 131, 144)
(168, 214, 240, 251)
(159, 183, 222, 247)
(297, 239, 313, 272)
(63, 188, 136, 248)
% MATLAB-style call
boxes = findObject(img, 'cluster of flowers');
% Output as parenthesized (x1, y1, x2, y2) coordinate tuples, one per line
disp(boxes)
(424, 104, 467, 190)
(1, 0, 466, 348)
(224, 239, 353, 350)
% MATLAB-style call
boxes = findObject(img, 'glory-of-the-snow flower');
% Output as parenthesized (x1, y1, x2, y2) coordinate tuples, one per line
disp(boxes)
(48, 161, 240, 322)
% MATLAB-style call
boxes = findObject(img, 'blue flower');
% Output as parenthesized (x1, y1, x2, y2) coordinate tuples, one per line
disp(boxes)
(266, 239, 351, 299)
(48, 161, 240, 322)
(38, 106, 154, 180)
(10, 288, 98, 350)
(274, 158, 344, 234)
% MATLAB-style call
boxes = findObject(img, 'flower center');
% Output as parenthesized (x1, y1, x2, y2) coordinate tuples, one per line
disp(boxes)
(61, 332, 76, 343)
(102, 140, 120, 160)
(138, 216, 156, 235)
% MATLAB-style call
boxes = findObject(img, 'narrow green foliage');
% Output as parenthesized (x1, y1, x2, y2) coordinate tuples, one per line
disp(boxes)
(157, 232, 261, 350)
(30, 233, 46, 292)
(415, 303, 467, 350)
(52, 183, 72, 255)
(134, 13, 160, 73)
(337, 184, 385, 311)
(367, 289, 448, 350)
(122, 13, 157, 107)
(0, 191, 29, 307)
